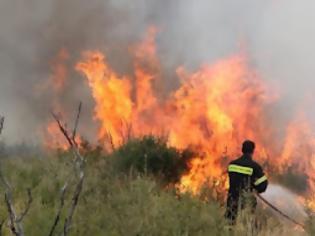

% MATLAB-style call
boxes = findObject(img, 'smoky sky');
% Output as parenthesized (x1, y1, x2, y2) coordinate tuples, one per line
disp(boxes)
(1, 0, 315, 144)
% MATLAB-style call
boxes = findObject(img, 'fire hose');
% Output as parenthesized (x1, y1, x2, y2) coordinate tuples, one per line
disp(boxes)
(256, 193, 306, 230)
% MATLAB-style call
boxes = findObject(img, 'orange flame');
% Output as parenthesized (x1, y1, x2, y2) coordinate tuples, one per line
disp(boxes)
(44, 122, 68, 150)
(76, 51, 133, 148)
(75, 29, 276, 193)
(43, 28, 315, 206)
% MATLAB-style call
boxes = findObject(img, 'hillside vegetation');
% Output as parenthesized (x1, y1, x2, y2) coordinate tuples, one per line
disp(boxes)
(0, 136, 312, 236)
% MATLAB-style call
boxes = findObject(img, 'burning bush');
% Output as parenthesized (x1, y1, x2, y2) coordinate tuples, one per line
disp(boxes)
(109, 135, 194, 183)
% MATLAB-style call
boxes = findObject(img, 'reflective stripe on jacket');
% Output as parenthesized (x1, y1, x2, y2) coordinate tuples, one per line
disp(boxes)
(227, 154, 268, 198)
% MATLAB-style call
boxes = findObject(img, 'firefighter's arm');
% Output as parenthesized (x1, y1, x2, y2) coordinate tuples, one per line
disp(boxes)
(253, 165, 268, 193)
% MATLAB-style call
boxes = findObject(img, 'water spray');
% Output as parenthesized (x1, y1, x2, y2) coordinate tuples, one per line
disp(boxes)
(257, 184, 306, 230)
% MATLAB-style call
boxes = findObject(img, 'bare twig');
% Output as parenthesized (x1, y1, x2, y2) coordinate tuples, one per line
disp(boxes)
(50, 102, 86, 236)
(48, 183, 68, 236)
(4, 188, 33, 236)
(16, 189, 33, 223)
(0, 118, 14, 235)
(0, 116, 34, 236)
(0, 118, 10, 235)
(63, 174, 84, 235)
(0, 172, 11, 191)
(72, 102, 82, 147)
(0, 117, 31, 236)
(5, 191, 18, 236)
(51, 112, 74, 148)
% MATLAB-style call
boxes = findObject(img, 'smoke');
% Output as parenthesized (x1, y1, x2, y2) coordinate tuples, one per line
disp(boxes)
(0, 0, 314, 143)
(261, 184, 307, 224)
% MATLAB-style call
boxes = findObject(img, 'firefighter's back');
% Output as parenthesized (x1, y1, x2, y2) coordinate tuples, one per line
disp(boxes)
(228, 155, 256, 197)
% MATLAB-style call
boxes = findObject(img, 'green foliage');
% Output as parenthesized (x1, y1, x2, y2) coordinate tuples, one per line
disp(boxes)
(0, 138, 309, 236)
(75, 175, 227, 236)
(0, 154, 229, 236)
(109, 135, 194, 183)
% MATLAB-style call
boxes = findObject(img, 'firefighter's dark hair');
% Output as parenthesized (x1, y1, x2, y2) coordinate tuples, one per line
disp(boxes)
(242, 140, 255, 154)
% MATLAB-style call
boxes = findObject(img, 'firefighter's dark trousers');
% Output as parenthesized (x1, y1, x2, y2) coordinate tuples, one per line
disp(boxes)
(225, 194, 257, 225)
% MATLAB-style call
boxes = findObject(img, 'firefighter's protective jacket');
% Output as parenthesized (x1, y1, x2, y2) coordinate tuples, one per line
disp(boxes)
(225, 154, 268, 222)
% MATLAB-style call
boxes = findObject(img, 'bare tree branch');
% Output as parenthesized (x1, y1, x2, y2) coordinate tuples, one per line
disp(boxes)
(63, 174, 84, 236)
(48, 183, 68, 236)
(50, 102, 86, 236)
(51, 112, 74, 148)
(5, 191, 18, 236)
(72, 102, 82, 147)
(4, 188, 32, 236)
(0, 117, 18, 236)
(16, 189, 33, 223)
(0, 118, 32, 236)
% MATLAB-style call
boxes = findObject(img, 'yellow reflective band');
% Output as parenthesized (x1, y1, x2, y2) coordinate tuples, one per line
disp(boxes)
(254, 175, 267, 186)
(228, 164, 253, 175)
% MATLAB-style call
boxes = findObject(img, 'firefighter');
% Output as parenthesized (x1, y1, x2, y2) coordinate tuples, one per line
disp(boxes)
(225, 140, 268, 224)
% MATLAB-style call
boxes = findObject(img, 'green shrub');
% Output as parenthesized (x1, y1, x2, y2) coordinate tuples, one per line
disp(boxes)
(109, 135, 194, 183)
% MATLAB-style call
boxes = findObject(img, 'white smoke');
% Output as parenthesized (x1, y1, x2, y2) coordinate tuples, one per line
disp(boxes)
(0, 0, 315, 143)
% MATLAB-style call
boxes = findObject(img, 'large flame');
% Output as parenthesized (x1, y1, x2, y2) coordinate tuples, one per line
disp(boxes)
(44, 28, 315, 206)
(75, 29, 275, 191)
